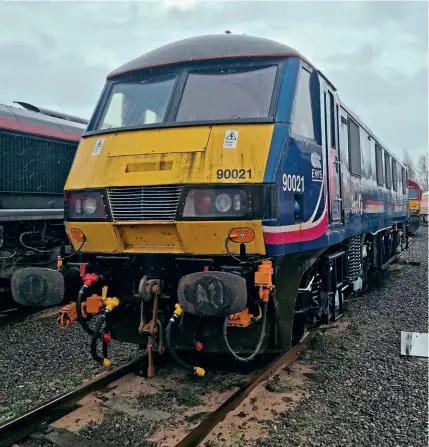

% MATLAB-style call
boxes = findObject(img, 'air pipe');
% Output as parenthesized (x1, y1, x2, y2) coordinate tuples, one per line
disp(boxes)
(166, 304, 205, 376)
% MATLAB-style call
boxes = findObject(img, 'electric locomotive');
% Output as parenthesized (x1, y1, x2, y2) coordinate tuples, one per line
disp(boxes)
(0, 102, 87, 309)
(407, 179, 422, 234)
(15, 35, 409, 374)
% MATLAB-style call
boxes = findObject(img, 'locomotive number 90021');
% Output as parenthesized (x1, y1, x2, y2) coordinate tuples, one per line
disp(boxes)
(283, 174, 305, 192)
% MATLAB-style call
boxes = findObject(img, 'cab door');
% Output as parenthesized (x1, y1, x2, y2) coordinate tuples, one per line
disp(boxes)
(323, 88, 343, 223)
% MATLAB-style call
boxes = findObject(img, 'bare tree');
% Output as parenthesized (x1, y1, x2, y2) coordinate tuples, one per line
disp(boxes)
(402, 149, 417, 180)
(416, 153, 429, 192)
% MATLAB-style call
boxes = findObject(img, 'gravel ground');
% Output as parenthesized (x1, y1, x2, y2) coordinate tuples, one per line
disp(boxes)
(0, 315, 139, 422)
(8, 230, 429, 447)
(70, 366, 248, 447)
(21, 363, 248, 447)
(259, 229, 428, 447)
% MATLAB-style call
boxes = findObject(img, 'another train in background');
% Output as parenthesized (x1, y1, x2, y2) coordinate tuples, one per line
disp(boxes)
(420, 191, 428, 226)
(407, 179, 422, 234)
(0, 102, 87, 309)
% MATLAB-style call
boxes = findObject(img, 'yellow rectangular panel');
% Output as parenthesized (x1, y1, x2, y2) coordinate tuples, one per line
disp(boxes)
(65, 124, 274, 189)
(114, 223, 184, 253)
(107, 127, 211, 156)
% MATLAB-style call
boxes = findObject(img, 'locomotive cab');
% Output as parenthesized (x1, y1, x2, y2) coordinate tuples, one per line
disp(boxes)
(61, 39, 295, 370)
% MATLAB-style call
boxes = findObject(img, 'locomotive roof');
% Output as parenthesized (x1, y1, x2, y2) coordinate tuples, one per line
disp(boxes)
(0, 103, 86, 142)
(408, 179, 421, 189)
(107, 34, 310, 79)
(107, 34, 405, 170)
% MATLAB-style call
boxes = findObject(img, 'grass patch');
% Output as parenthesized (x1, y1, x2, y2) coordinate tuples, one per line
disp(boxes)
(173, 389, 202, 407)
(0, 399, 33, 420)
(63, 376, 83, 390)
(231, 429, 244, 447)
(77, 424, 90, 435)
(137, 387, 202, 410)
(297, 413, 313, 430)
(265, 375, 294, 393)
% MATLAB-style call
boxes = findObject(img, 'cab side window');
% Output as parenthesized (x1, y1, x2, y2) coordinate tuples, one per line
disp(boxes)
(291, 68, 315, 140)
(347, 118, 361, 176)
(375, 143, 384, 186)
(402, 168, 407, 194)
(385, 152, 392, 189)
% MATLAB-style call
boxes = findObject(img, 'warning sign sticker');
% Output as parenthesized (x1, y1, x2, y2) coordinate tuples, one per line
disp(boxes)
(223, 130, 239, 149)
(91, 138, 105, 156)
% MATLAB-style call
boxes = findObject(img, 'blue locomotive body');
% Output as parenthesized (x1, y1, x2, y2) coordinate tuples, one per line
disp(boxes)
(260, 57, 408, 258)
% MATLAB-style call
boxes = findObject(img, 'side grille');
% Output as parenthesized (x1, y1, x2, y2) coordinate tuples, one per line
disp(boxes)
(348, 236, 362, 281)
(0, 130, 77, 194)
(107, 186, 182, 222)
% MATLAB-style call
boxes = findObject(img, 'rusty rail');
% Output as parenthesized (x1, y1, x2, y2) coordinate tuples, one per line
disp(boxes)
(0, 333, 314, 447)
(0, 305, 63, 329)
(175, 331, 315, 447)
(0, 355, 146, 447)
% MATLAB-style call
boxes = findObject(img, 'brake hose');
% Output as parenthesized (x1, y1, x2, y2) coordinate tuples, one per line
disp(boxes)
(76, 285, 94, 336)
(222, 301, 268, 363)
(166, 304, 205, 376)
(91, 312, 109, 365)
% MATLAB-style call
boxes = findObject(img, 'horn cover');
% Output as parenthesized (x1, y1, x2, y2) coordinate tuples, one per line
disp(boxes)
(177, 271, 247, 316)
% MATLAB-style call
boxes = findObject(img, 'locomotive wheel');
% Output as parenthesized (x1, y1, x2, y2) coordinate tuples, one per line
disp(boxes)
(291, 315, 306, 346)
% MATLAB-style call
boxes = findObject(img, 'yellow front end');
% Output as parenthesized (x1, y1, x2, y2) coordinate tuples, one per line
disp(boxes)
(409, 199, 421, 216)
(64, 124, 274, 255)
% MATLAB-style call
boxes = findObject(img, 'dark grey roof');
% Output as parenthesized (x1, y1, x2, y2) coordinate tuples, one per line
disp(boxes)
(0, 103, 86, 141)
(108, 34, 309, 78)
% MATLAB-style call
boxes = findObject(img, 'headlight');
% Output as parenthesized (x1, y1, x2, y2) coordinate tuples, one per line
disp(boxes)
(215, 194, 232, 213)
(65, 190, 110, 220)
(82, 197, 97, 214)
(182, 188, 249, 217)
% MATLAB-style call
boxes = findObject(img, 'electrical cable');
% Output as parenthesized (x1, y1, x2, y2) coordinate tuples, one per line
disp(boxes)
(19, 232, 52, 254)
(222, 301, 268, 363)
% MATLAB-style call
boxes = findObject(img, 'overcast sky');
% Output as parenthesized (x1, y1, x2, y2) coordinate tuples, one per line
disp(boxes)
(1, 0, 427, 161)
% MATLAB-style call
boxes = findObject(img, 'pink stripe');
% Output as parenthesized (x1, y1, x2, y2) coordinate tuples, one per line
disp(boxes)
(364, 200, 384, 206)
(0, 117, 82, 142)
(264, 213, 328, 245)
(329, 147, 335, 211)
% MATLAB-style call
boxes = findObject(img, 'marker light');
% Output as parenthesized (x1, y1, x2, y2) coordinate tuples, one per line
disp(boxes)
(70, 228, 86, 243)
(229, 228, 255, 244)
(195, 190, 212, 214)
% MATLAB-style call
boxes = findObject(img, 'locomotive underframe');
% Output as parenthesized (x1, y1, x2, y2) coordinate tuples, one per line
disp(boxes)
(56, 223, 407, 362)
(0, 218, 70, 309)
(293, 224, 407, 341)
(408, 216, 420, 235)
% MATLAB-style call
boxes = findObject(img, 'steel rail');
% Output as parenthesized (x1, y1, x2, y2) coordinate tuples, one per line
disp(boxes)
(0, 305, 63, 329)
(0, 308, 39, 329)
(175, 331, 315, 447)
(0, 355, 147, 447)
(0, 333, 314, 447)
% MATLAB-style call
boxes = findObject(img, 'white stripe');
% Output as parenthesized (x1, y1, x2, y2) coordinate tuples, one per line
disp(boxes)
(263, 173, 326, 234)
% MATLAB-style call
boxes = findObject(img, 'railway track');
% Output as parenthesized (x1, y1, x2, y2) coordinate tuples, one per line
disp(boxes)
(0, 355, 147, 447)
(0, 305, 63, 328)
(0, 332, 315, 447)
